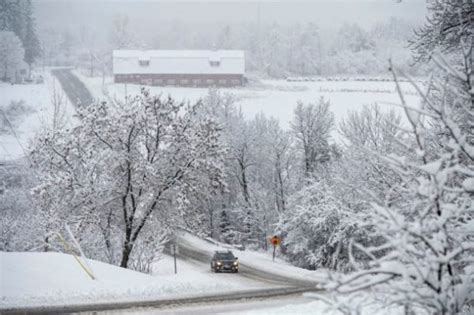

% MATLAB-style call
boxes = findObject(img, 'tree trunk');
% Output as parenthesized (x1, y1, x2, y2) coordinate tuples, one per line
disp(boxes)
(120, 223, 133, 268)
(44, 235, 50, 252)
(120, 241, 133, 268)
(208, 206, 214, 238)
(239, 159, 251, 205)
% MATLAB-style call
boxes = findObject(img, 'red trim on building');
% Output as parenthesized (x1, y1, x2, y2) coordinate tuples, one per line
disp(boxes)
(114, 73, 244, 87)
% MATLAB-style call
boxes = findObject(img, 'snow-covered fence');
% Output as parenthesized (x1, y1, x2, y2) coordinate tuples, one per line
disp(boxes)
(286, 76, 426, 83)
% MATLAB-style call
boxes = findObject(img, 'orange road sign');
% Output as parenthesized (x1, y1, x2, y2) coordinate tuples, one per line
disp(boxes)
(270, 235, 281, 246)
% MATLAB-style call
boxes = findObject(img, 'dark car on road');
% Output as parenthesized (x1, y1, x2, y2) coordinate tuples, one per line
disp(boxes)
(210, 250, 239, 273)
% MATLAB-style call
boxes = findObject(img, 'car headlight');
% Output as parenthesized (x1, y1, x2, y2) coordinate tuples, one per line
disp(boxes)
(217, 261, 222, 265)
(233, 261, 238, 266)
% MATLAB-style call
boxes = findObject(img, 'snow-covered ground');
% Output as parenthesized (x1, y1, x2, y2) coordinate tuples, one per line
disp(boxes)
(74, 71, 420, 134)
(0, 234, 418, 314)
(179, 233, 326, 284)
(2, 233, 319, 310)
(0, 71, 76, 161)
(0, 250, 268, 309)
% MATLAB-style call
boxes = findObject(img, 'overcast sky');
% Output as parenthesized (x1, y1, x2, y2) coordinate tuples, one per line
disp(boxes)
(33, 0, 426, 51)
(35, 0, 426, 27)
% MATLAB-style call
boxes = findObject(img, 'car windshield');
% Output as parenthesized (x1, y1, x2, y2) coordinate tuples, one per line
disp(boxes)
(216, 252, 234, 260)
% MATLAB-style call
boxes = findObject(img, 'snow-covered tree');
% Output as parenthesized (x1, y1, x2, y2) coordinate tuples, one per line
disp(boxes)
(334, 23, 375, 54)
(258, 115, 294, 214)
(319, 57, 474, 314)
(109, 14, 135, 50)
(277, 180, 359, 271)
(59, 30, 74, 63)
(279, 105, 401, 271)
(293, 23, 321, 76)
(410, 0, 473, 61)
(0, 163, 37, 252)
(0, 1, 25, 41)
(291, 98, 334, 179)
(200, 89, 297, 248)
(22, 0, 40, 75)
(0, 31, 25, 81)
(30, 89, 226, 268)
(216, 25, 235, 49)
(339, 104, 404, 200)
(0, 0, 40, 75)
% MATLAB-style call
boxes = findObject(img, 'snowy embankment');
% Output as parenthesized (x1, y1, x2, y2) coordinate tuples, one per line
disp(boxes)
(1, 234, 414, 314)
(3, 233, 325, 310)
(0, 71, 76, 161)
(73, 70, 420, 133)
(0, 250, 268, 310)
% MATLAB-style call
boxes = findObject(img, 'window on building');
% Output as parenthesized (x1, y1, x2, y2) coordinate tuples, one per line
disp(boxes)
(139, 59, 150, 67)
(218, 79, 227, 85)
(192, 79, 201, 86)
(206, 79, 215, 85)
(209, 60, 220, 67)
(167, 79, 176, 85)
(180, 79, 189, 85)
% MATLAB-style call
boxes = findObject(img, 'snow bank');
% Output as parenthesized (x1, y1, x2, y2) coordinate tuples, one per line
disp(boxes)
(0, 251, 265, 309)
(224, 298, 404, 315)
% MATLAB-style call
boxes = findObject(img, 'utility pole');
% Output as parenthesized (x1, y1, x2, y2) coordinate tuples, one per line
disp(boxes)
(172, 243, 178, 274)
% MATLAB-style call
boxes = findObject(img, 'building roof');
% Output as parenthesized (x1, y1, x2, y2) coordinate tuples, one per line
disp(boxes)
(113, 50, 245, 75)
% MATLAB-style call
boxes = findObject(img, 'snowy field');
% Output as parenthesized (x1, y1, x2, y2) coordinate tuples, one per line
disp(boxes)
(75, 71, 421, 134)
(0, 70, 420, 162)
(0, 72, 76, 161)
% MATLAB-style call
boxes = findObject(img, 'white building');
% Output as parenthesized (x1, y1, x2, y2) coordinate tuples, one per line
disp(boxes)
(113, 50, 245, 87)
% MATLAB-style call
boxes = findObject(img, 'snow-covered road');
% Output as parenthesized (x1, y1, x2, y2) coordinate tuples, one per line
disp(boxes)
(51, 68, 94, 107)
(84, 294, 313, 315)
(1, 233, 323, 314)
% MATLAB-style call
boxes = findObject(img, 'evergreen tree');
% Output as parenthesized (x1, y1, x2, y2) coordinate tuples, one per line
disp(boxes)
(23, 0, 41, 75)
(219, 209, 231, 243)
(0, 1, 13, 31)
(1, 1, 25, 40)
(0, 0, 40, 75)
(0, 31, 25, 80)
